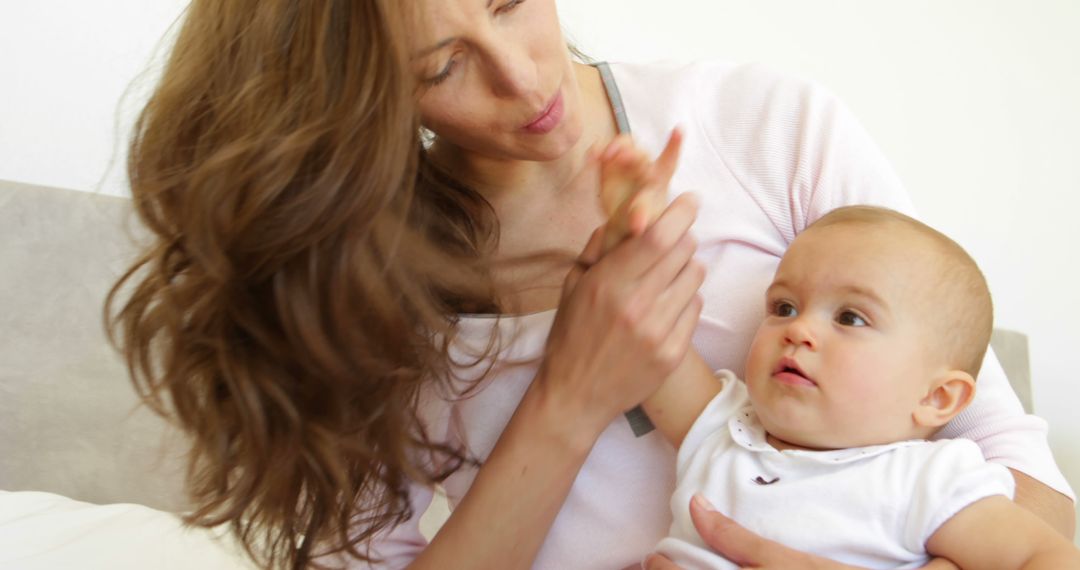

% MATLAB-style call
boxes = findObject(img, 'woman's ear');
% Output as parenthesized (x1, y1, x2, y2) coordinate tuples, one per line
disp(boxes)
(913, 370, 976, 428)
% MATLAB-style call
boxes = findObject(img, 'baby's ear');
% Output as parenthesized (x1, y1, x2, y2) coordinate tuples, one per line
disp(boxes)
(913, 370, 976, 428)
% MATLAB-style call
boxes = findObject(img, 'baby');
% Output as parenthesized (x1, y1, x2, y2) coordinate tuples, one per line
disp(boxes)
(597, 136, 1080, 569)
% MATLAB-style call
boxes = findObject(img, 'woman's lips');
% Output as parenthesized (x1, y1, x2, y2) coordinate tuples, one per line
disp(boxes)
(522, 91, 564, 134)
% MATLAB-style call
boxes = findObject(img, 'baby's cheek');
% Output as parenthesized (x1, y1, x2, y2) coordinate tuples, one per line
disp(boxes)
(846, 374, 904, 427)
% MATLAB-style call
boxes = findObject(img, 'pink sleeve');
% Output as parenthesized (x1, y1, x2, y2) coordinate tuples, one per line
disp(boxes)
(694, 62, 916, 243)
(699, 62, 1073, 499)
(345, 482, 435, 569)
(342, 386, 456, 568)
(934, 347, 1075, 500)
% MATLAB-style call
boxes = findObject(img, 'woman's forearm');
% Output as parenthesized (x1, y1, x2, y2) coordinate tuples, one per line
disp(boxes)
(407, 375, 601, 570)
(401, 194, 704, 568)
(1011, 469, 1077, 539)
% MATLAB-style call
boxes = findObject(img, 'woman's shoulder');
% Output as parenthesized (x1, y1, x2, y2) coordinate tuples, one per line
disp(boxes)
(607, 59, 838, 111)
(607, 59, 850, 158)
(608, 59, 913, 240)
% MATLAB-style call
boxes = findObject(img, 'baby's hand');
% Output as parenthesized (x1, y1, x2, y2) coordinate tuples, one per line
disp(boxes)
(597, 129, 683, 252)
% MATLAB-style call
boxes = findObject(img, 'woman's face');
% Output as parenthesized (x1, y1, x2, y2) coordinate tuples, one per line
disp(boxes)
(410, 0, 586, 162)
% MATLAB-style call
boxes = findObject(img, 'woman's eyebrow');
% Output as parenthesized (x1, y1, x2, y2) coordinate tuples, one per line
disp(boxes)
(413, 38, 455, 60)
(413, 0, 496, 59)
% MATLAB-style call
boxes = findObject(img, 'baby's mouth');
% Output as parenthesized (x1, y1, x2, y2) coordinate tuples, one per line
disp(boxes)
(772, 356, 817, 387)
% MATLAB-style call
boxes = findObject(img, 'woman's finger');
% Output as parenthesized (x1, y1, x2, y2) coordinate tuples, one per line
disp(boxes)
(688, 495, 821, 569)
(579, 225, 606, 266)
(689, 494, 763, 567)
(642, 553, 683, 570)
(600, 192, 698, 282)
(656, 291, 703, 368)
(561, 226, 606, 303)
(632, 239, 702, 335)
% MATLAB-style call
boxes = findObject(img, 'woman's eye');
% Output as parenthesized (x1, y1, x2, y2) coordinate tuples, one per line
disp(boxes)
(425, 60, 456, 87)
(773, 301, 797, 318)
(496, 0, 526, 14)
(836, 310, 867, 327)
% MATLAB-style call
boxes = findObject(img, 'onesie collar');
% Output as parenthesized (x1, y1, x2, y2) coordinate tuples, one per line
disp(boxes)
(727, 405, 928, 464)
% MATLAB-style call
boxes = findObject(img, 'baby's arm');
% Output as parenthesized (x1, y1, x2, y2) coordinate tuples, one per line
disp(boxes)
(926, 496, 1080, 569)
(640, 348, 722, 448)
(598, 132, 720, 448)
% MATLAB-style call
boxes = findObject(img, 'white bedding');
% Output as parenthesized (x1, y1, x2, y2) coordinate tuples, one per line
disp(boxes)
(0, 490, 257, 569)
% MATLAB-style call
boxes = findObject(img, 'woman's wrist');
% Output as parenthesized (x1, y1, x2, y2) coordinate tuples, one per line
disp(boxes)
(525, 364, 611, 457)
(414, 367, 604, 569)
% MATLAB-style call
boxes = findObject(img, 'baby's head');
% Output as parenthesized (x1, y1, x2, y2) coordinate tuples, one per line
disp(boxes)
(745, 206, 993, 450)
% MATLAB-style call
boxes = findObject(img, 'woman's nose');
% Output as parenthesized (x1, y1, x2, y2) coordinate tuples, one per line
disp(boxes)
(783, 317, 818, 350)
(483, 43, 537, 98)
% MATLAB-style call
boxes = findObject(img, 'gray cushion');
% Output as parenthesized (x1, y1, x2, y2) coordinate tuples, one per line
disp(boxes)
(0, 180, 190, 512)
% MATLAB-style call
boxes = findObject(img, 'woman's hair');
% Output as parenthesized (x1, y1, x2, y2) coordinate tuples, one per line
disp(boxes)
(106, 1, 502, 568)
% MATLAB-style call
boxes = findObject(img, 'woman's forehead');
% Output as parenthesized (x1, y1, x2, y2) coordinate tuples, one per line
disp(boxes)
(408, 0, 487, 47)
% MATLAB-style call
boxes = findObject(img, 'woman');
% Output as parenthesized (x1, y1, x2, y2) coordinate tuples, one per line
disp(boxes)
(108, 0, 1075, 569)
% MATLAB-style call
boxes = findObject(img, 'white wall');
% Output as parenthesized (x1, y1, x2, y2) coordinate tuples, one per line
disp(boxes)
(2, 0, 1078, 539)
(0, 0, 188, 196)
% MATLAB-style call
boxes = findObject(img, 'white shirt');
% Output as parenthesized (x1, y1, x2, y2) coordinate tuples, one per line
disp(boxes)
(658, 371, 1015, 569)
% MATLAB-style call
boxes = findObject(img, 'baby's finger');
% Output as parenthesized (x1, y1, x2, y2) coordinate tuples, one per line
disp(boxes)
(599, 192, 699, 281)
(653, 128, 684, 186)
(601, 134, 633, 161)
(627, 203, 650, 236)
(626, 189, 665, 236)
(585, 142, 603, 165)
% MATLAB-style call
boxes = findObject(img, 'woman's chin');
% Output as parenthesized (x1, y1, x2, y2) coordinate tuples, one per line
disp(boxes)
(529, 119, 586, 161)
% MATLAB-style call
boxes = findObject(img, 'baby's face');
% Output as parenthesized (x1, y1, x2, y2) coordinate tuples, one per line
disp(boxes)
(745, 223, 941, 450)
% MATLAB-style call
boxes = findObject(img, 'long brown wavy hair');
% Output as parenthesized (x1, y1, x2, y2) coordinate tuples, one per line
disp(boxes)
(105, 1, 505, 568)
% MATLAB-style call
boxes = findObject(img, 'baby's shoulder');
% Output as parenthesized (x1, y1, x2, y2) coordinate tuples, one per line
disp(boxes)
(876, 438, 992, 482)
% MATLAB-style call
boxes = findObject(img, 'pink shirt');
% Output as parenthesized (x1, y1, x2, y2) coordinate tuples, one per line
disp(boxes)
(357, 61, 1074, 569)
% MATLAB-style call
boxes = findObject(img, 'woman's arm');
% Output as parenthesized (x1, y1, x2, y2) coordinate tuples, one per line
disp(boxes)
(406, 379, 600, 569)
(1012, 469, 1077, 538)
(939, 351, 1075, 537)
(926, 495, 1080, 569)
(395, 194, 705, 569)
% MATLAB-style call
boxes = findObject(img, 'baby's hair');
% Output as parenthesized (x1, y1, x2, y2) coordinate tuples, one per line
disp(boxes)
(808, 206, 994, 378)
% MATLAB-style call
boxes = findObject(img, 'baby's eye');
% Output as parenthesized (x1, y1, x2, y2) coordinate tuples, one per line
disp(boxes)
(772, 301, 798, 318)
(836, 310, 868, 327)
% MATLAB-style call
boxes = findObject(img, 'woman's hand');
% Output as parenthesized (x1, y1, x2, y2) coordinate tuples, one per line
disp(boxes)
(642, 496, 958, 570)
(642, 495, 845, 570)
(537, 188, 705, 434)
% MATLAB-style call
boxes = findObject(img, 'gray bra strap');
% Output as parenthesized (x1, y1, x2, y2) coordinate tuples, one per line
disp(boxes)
(596, 62, 632, 135)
